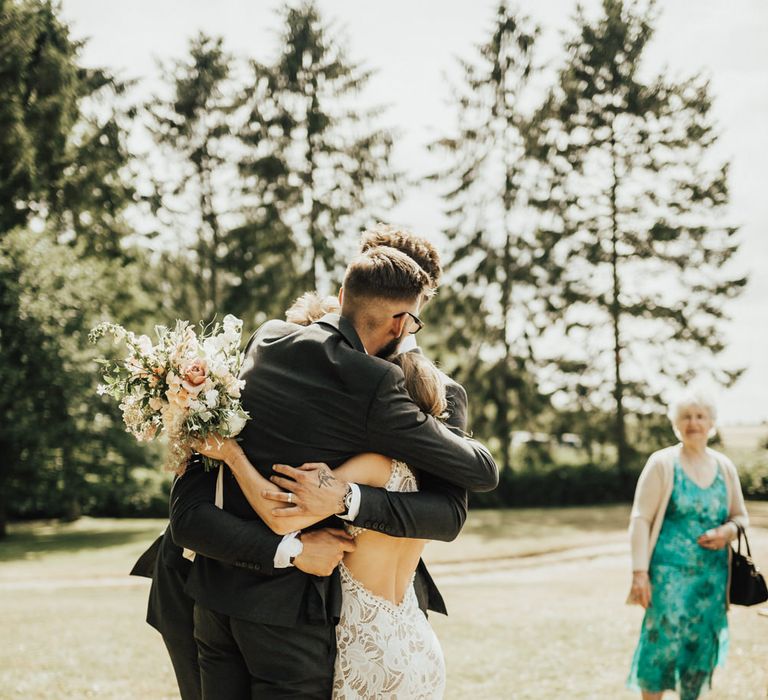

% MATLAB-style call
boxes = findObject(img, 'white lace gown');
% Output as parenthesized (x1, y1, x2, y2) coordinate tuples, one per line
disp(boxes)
(332, 460, 446, 699)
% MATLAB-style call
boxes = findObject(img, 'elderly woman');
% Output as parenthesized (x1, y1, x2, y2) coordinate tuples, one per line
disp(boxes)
(626, 391, 749, 700)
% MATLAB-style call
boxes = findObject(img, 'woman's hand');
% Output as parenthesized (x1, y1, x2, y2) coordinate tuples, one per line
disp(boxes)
(629, 571, 652, 608)
(265, 463, 348, 519)
(191, 434, 243, 466)
(697, 524, 734, 551)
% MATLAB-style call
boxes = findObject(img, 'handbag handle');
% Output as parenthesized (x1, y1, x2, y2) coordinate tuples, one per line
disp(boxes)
(729, 520, 752, 558)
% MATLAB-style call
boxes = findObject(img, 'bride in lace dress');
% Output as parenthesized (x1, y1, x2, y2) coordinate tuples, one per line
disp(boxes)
(195, 295, 448, 698)
(332, 453, 444, 698)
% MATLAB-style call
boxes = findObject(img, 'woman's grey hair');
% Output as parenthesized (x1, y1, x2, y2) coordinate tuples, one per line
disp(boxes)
(667, 389, 718, 440)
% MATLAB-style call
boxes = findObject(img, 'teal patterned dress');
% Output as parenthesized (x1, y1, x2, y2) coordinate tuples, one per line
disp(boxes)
(628, 459, 729, 699)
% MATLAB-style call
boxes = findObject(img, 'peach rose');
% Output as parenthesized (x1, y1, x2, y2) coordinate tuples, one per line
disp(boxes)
(167, 386, 192, 408)
(182, 360, 208, 395)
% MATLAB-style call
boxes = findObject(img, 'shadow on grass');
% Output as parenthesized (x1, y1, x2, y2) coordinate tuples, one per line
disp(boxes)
(0, 524, 165, 562)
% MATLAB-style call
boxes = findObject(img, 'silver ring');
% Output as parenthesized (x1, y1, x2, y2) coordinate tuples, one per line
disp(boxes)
(287, 493, 293, 505)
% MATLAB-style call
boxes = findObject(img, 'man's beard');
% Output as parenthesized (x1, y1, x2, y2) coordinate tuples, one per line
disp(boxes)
(375, 335, 404, 360)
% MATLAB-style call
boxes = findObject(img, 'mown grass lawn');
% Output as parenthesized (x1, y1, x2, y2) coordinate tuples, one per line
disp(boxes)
(1, 505, 767, 699)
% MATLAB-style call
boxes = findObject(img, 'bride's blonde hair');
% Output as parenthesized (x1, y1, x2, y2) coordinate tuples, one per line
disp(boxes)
(392, 352, 447, 419)
(285, 292, 447, 418)
(285, 292, 340, 324)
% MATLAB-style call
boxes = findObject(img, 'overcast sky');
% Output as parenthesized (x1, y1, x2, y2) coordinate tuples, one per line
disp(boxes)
(60, 0, 768, 424)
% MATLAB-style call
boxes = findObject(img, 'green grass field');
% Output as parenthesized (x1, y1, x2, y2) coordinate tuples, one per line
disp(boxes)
(1, 506, 767, 699)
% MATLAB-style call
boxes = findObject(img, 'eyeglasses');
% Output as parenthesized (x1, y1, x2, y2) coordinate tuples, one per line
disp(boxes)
(392, 311, 424, 335)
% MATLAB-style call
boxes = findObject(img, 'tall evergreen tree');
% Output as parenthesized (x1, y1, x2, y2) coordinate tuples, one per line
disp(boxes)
(267, 1, 399, 292)
(0, 0, 136, 253)
(427, 3, 547, 470)
(145, 33, 239, 321)
(528, 0, 745, 475)
(227, 58, 304, 323)
(0, 1, 154, 534)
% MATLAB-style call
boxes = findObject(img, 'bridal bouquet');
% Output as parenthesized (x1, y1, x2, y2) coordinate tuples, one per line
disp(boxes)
(89, 315, 249, 475)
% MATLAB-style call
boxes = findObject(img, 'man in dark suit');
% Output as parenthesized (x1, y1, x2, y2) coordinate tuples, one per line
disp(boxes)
(133, 230, 484, 699)
(168, 245, 497, 697)
(263, 224, 471, 617)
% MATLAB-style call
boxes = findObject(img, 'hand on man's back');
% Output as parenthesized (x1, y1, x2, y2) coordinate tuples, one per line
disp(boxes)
(266, 463, 349, 519)
(293, 528, 356, 577)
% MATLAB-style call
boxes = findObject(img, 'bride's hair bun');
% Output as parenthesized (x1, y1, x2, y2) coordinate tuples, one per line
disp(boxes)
(285, 291, 340, 326)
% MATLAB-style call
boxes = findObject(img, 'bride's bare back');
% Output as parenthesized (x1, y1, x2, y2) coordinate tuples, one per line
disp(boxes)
(335, 453, 426, 605)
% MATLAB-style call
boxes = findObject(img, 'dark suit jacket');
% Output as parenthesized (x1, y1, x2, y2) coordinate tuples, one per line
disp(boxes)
(135, 352, 471, 630)
(169, 314, 497, 627)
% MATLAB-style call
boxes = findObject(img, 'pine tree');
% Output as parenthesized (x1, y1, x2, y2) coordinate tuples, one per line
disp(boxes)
(0, 1, 152, 533)
(0, 0, 136, 253)
(427, 3, 547, 471)
(227, 58, 305, 323)
(528, 0, 745, 475)
(267, 1, 399, 292)
(145, 33, 239, 321)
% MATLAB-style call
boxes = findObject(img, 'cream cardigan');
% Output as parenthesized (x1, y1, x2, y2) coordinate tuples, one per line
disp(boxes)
(628, 444, 749, 574)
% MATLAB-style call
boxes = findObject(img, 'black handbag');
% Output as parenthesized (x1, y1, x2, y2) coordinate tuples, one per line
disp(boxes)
(729, 522, 768, 606)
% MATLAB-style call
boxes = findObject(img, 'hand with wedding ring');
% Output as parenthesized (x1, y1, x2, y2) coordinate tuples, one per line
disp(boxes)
(263, 462, 348, 519)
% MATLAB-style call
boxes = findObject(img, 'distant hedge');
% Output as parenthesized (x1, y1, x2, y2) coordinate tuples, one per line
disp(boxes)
(470, 463, 641, 509)
(471, 460, 768, 509)
(10, 457, 768, 523)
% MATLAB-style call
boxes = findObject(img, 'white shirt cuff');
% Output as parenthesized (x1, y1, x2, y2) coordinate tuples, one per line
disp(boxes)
(273, 531, 303, 568)
(338, 483, 361, 521)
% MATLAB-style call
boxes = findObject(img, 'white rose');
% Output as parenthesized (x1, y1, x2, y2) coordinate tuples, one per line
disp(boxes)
(202, 336, 224, 357)
(204, 389, 219, 408)
(224, 412, 246, 436)
(209, 360, 229, 380)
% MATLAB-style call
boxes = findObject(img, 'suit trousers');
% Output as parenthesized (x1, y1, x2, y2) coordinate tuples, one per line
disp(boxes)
(193, 603, 336, 699)
(147, 562, 201, 700)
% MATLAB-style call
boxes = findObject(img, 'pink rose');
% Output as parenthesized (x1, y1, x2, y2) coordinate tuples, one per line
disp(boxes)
(182, 360, 208, 395)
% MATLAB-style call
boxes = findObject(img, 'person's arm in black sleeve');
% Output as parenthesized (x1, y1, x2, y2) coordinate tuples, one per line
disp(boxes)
(366, 366, 498, 491)
(169, 455, 283, 575)
(354, 380, 471, 541)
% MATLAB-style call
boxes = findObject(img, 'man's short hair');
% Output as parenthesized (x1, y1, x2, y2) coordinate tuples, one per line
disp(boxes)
(343, 245, 430, 304)
(359, 223, 442, 291)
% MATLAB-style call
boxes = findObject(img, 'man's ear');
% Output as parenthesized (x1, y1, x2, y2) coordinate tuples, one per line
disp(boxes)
(338, 287, 344, 305)
(390, 313, 408, 338)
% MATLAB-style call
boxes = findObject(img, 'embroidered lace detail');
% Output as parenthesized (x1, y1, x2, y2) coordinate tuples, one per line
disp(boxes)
(333, 460, 444, 699)
(333, 562, 445, 699)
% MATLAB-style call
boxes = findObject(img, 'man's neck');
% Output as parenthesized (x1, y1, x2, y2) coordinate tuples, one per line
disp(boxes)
(344, 315, 371, 355)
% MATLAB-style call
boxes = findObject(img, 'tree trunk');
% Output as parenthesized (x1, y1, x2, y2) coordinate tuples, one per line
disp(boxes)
(203, 167, 220, 317)
(500, 225, 513, 473)
(0, 441, 22, 539)
(0, 490, 7, 540)
(610, 135, 629, 481)
(60, 444, 81, 522)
